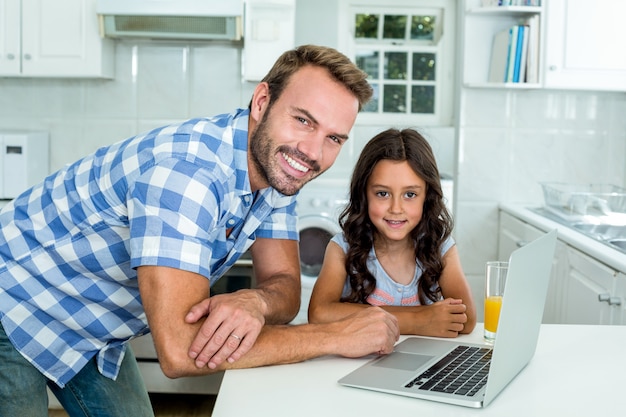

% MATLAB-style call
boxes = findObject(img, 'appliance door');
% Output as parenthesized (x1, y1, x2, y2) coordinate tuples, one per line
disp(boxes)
(291, 215, 341, 324)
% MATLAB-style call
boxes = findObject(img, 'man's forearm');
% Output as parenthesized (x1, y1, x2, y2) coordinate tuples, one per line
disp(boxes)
(168, 307, 399, 378)
(254, 273, 301, 324)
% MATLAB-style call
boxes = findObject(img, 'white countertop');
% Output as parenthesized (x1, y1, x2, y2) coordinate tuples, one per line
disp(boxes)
(212, 324, 626, 416)
(500, 203, 626, 272)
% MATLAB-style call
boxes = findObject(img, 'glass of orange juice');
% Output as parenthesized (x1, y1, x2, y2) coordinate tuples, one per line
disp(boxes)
(484, 261, 508, 343)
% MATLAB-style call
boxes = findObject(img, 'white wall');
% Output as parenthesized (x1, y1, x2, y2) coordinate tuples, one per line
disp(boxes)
(455, 87, 626, 312)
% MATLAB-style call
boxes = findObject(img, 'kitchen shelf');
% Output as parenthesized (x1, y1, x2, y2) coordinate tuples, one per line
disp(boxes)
(467, 6, 542, 15)
(464, 82, 541, 89)
(461, 0, 543, 88)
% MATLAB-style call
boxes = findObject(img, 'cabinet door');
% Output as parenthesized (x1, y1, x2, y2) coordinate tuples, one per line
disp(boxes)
(543, 240, 567, 324)
(544, 0, 626, 91)
(0, 0, 20, 75)
(563, 247, 615, 325)
(612, 272, 626, 325)
(498, 211, 564, 323)
(20, 0, 113, 77)
(498, 211, 543, 261)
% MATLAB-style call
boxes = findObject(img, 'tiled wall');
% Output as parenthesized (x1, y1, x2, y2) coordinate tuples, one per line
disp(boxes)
(455, 87, 626, 316)
(0, 41, 255, 172)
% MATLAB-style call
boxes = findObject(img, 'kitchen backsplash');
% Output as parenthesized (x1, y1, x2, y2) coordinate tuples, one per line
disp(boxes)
(0, 42, 256, 172)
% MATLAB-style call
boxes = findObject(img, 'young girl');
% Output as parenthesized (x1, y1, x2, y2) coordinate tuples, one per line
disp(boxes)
(308, 128, 476, 337)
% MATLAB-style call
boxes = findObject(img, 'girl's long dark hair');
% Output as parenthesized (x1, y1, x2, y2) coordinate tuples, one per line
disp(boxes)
(340, 128, 454, 305)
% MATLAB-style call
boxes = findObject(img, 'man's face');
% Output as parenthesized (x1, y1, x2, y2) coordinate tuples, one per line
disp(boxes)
(248, 65, 359, 195)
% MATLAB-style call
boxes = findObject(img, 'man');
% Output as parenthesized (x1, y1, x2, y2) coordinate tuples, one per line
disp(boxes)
(0, 45, 399, 416)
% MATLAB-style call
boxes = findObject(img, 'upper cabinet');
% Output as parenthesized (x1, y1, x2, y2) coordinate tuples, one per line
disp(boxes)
(543, 0, 626, 91)
(0, 0, 114, 78)
(461, 0, 543, 89)
(461, 0, 626, 92)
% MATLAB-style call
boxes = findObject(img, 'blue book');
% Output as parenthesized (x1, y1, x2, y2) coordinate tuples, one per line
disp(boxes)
(513, 25, 525, 82)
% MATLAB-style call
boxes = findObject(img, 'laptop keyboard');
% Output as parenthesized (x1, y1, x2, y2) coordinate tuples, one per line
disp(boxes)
(404, 345, 492, 397)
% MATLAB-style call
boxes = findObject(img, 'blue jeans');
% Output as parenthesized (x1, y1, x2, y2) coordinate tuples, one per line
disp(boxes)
(0, 321, 154, 417)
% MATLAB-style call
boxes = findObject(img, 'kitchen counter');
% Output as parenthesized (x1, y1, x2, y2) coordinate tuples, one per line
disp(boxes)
(212, 324, 626, 416)
(500, 203, 626, 273)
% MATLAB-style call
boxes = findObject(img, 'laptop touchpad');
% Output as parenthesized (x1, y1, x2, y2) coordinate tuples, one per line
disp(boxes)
(373, 353, 434, 371)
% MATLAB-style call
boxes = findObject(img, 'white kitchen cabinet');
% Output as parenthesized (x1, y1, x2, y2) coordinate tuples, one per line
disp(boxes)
(499, 209, 626, 326)
(461, 0, 543, 88)
(498, 211, 544, 261)
(543, 240, 567, 324)
(563, 246, 618, 325)
(0, 0, 113, 78)
(543, 0, 626, 91)
(498, 211, 564, 323)
(612, 273, 626, 325)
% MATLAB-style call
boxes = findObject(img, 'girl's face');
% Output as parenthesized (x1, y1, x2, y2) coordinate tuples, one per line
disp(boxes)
(366, 159, 426, 243)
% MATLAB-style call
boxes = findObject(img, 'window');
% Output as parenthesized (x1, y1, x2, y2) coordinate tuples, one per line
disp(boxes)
(339, 0, 456, 126)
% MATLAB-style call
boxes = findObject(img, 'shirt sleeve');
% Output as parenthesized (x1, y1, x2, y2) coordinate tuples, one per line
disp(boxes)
(441, 235, 456, 256)
(127, 158, 221, 277)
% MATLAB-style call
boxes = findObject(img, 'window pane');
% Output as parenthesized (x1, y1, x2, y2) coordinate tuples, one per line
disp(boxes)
(412, 53, 436, 81)
(356, 50, 379, 79)
(384, 52, 407, 80)
(410, 15, 436, 40)
(355, 14, 379, 39)
(411, 85, 435, 114)
(383, 15, 406, 39)
(383, 85, 406, 113)
(363, 83, 379, 113)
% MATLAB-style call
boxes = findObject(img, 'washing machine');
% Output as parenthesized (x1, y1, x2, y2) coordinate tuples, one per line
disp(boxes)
(290, 178, 349, 324)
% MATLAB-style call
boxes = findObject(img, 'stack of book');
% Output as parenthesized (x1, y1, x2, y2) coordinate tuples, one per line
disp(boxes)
(482, 0, 541, 5)
(488, 14, 540, 83)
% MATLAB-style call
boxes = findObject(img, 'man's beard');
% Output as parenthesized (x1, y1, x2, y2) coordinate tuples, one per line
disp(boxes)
(249, 112, 322, 196)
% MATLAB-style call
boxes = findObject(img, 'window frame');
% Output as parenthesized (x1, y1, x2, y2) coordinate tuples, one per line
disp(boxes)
(338, 0, 456, 127)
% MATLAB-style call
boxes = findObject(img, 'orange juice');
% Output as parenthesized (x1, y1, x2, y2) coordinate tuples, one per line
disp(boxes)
(484, 295, 503, 333)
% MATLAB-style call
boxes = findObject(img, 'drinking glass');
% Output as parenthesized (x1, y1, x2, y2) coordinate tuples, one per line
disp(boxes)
(484, 261, 508, 343)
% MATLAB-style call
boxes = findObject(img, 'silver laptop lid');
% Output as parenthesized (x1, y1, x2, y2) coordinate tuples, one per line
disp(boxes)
(483, 229, 557, 406)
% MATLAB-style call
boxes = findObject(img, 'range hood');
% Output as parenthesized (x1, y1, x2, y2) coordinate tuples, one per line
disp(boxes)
(96, 0, 243, 41)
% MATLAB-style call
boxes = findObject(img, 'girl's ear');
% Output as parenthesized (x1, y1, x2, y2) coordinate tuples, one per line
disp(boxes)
(250, 82, 270, 121)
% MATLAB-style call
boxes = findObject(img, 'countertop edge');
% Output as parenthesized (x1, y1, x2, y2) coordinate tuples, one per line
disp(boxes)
(499, 203, 626, 273)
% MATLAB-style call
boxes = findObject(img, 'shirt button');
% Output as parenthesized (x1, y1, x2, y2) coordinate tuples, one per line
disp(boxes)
(227, 219, 235, 226)
(397, 287, 402, 293)
(244, 196, 251, 204)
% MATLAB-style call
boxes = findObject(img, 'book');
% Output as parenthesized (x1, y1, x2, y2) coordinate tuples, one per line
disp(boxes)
(505, 25, 519, 83)
(488, 27, 512, 82)
(525, 15, 540, 83)
(512, 25, 525, 82)
(513, 25, 530, 82)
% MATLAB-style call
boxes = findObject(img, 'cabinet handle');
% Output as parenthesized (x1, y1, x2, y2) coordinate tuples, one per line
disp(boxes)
(609, 297, 622, 306)
(23, 54, 32, 60)
(516, 240, 528, 248)
(598, 293, 610, 302)
(549, 65, 557, 71)
(6, 53, 15, 60)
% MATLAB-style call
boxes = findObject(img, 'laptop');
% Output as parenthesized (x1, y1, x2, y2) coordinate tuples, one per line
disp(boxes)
(338, 229, 557, 408)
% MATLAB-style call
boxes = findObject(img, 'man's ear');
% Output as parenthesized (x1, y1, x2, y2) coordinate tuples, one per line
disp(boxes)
(250, 82, 270, 121)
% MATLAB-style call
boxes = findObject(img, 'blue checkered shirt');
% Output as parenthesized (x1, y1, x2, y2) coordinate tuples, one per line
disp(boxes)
(0, 108, 298, 387)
